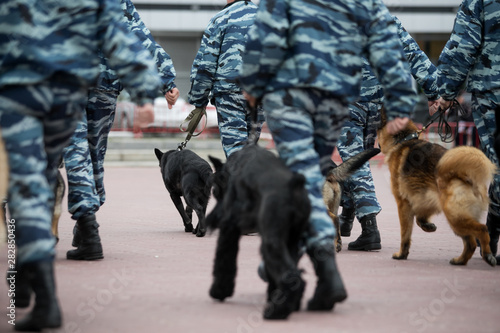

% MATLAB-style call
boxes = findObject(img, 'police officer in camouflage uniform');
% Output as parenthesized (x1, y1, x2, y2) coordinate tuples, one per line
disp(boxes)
(239, 0, 418, 312)
(436, 0, 500, 262)
(188, 0, 264, 158)
(0, 1, 161, 330)
(338, 16, 440, 251)
(64, 0, 178, 261)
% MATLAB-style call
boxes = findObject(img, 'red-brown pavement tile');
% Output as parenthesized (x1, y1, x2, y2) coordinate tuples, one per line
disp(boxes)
(1, 164, 499, 333)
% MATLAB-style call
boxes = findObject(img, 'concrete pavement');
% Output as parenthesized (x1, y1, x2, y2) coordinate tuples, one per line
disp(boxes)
(0, 138, 499, 333)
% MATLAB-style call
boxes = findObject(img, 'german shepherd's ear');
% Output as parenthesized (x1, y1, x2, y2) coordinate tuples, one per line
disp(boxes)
(379, 107, 388, 130)
(208, 155, 224, 172)
(154, 148, 163, 162)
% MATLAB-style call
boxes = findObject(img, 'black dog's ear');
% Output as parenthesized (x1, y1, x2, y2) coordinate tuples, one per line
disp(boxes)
(208, 155, 224, 172)
(154, 148, 163, 162)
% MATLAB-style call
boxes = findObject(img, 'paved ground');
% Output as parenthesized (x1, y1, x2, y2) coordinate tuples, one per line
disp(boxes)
(1, 138, 499, 333)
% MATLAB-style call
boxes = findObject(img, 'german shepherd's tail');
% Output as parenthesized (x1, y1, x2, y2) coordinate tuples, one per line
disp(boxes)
(326, 148, 381, 183)
(436, 146, 496, 210)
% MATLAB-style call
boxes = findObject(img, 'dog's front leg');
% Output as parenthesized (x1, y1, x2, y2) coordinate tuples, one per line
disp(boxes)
(393, 199, 414, 260)
(210, 220, 241, 301)
(170, 194, 193, 232)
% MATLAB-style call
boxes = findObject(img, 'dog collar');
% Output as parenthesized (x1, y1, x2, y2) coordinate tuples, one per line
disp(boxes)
(398, 132, 419, 144)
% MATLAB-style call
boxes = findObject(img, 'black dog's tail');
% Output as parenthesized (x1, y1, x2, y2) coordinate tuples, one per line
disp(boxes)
(326, 148, 380, 183)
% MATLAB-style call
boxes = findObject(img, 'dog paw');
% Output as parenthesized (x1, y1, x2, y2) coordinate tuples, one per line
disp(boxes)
(392, 252, 408, 260)
(449, 257, 467, 265)
(417, 222, 437, 233)
(335, 239, 342, 253)
(209, 282, 234, 301)
(483, 253, 497, 267)
(184, 223, 193, 232)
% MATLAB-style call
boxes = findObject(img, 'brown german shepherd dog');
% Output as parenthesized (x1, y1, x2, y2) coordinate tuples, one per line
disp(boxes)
(377, 111, 497, 267)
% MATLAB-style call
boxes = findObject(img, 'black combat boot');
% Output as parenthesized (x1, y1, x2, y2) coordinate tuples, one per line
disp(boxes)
(348, 214, 381, 251)
(15, 261, 62, 331)
(306, 243, 347, 311)
(487, 212, 500, 256)
(339, 207, 355, 237)
(67, 214, 103, 260)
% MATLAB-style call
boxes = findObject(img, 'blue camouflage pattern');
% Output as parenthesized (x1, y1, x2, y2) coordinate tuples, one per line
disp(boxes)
(238, 0, 418, 248)
(359, 16, 439, 104)
(188, 0, 262, 157)
(0, 0, 161, 104)
(337, 102, 382, 218)
(0, 0, 162, 265)
(214, 93, 264, 157)
(238, 0, 418, 122)
(0, 80, 87, 264)
(98, 0, 176, 95)
(63, 89, 119, 220)
(338, 15, 439, 220)
(188, 0, 257, 106)
(437, 0, 500, 216)
(63, 0, 177, 220)
(263, 89, 350, 247)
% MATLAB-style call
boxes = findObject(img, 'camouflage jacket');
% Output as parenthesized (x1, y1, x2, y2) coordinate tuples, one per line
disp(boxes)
(360, 16, 439, 104)
(238, 0, 417, 120)
(438, 0, 500, 100)
(188, 0, 257, 107)
(97, 0, 176, 95)
(0, 0, 161, 104)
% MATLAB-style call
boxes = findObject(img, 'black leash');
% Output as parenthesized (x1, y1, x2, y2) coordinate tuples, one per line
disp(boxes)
(177, 107, 207, 150)
(246, 101, 260, 145)
(417, 98, 466, 143)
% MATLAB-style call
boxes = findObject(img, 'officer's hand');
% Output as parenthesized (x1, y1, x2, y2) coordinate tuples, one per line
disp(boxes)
(165, 88, 180, 109)
(386, 117, 410, 135)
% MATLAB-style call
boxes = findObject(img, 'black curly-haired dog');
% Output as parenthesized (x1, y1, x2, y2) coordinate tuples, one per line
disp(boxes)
(206, 143, 310, 320)
(154, 148, 212, 237)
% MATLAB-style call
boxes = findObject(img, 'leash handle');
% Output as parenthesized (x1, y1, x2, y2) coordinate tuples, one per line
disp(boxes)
(178, 107, 207, 150)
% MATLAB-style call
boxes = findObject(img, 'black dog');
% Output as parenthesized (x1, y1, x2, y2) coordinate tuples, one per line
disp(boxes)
(206, 144, 310, 320)
(154, 148, 212, 237)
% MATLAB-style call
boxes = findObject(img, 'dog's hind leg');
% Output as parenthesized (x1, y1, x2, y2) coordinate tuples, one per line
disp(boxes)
(209, 219, 241, 301)
(450, 235, 477, 266)
(393, 199, 414, 260)
(448, 217, 496, 267)
(169, 194, 193, 232)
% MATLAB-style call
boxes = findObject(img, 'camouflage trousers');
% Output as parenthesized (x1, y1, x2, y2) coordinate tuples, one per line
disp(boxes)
(0, 79, 86, 264)
(262, 88, 349, 248)
(63, 88, 119, 220)
(337, 102, 382, 219)
(214, 93, 264, 157)
(471, 93, 500, 217)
